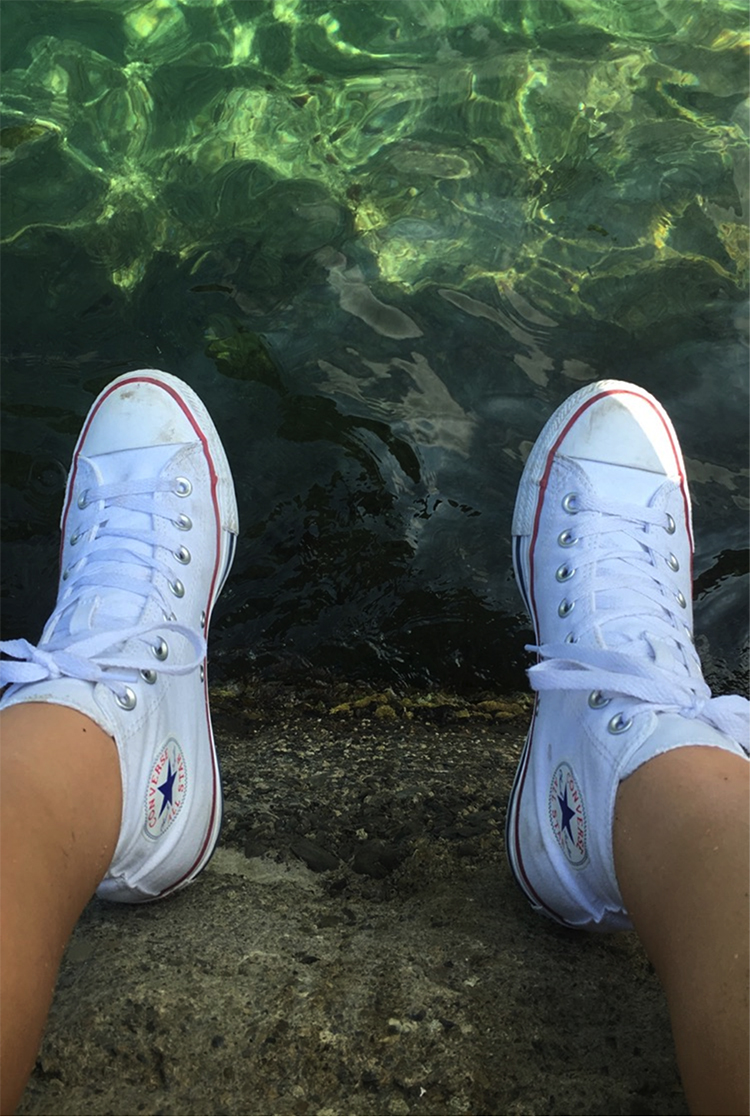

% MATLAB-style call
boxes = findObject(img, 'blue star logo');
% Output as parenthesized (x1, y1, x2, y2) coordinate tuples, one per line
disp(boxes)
(558, 786, 576, 841)
(157, 761, 177, 817)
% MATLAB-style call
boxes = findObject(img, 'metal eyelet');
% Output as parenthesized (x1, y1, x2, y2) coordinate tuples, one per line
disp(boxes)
(174, 513, 193, 531)
(70, 530, 81, 546)
(169, 579, 185, 598)
(675, 590, 687, 609)
(556, 564, 575, 583)
(608, 713, 633, 735)
(140, 669, 157, 684)
(561, 493, 580, 514)
(558, 530, 577, 548)
(77, 490, 88, 509)
(115, 686, 137, 711)
(199, 664, 205, 682)
(684, 624, 694, 644)
(667, 553, 679, 572)
(665, 514, 676, 535)
(62, 567, 71, 581)
(174, 477, 193, 497)
(152, 638, 169, 661)
(558, 598, 575, 617)
(588, 690, 611, 709)
(200, 610, 206, 627)
(174, 545, 191, 565)
(564, 632, 577, 644)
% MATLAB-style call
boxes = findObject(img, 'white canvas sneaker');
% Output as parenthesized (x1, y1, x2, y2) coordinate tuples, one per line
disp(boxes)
(0, 370, 239, 902)
(506, 380, 749, 931)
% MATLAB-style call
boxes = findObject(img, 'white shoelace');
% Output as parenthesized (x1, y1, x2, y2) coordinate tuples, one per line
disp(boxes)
(526, 492, 749, 749)
(0, 476, 206, 701)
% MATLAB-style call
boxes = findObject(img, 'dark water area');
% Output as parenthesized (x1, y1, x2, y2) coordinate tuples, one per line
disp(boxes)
(1, 0, 748, 693)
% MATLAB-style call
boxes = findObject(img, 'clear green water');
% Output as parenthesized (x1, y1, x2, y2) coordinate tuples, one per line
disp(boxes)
(1, 0, 748, 689)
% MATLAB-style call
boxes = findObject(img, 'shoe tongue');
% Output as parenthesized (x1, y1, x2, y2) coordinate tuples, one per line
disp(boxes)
(62, 445, 189, 636)
(87, 443, 186, 482)
(575, 457, 667, 504)
(575, 459, 673, 656)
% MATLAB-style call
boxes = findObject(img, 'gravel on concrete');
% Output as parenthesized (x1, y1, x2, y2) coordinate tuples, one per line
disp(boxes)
(17, 682, 687, 1117)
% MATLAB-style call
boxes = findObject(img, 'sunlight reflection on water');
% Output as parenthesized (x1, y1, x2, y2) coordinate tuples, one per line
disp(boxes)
(1, 0, 747, 689)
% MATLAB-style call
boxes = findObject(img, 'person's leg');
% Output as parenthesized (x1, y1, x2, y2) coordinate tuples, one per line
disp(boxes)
(0, 705, 122, 1114)
(614, 746, 749, 1116)
(0, 369, 239, 1110)
(505, 379, 749, 1114)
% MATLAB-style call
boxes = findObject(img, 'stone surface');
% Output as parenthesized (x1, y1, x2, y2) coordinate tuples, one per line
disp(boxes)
(18, 695, 687, 1116)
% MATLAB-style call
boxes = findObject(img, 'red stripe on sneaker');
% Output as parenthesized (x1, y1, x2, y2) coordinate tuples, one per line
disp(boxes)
(61, 374, 226, 893)
(527, 386, 691, 647)
(511, 386, 692, 925)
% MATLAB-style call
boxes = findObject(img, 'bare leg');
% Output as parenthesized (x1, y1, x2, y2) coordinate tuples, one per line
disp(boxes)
(0, 704, 122, 1114)
(614, 746, 749, 1116)
(1, 370, 238, 1112)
